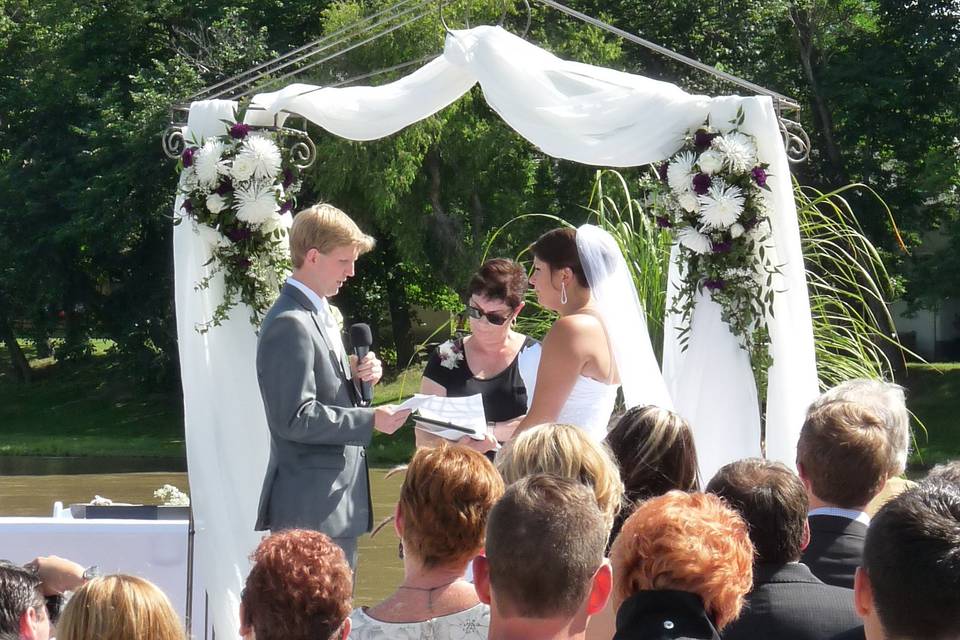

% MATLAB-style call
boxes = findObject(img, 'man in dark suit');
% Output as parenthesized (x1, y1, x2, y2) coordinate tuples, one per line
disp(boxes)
(796, 399, 898, 588)
(708, 458, 860, 640)
(254, 203, 409, 568)
(831, 482, 960, 640)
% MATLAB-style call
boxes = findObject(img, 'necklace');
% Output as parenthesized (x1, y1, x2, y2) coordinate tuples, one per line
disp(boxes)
(396, 577, 467, 613)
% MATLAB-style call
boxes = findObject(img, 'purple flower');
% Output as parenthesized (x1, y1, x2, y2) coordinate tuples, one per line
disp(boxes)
(229, 123, 252, 140)
(227, 227, 252, 243)
(751, 166, 768, 187)
(181, 199, 193, 213)
(656, 161, 669, 182)
(234, 256, 252, 270)
(704, 278, 726, 291)
(215, 179, 233, 196)
(742, 216, 758, 231)
(712, 240, 733, 253)
(181, 147, 196, 168)
(655, 216, 672, 228)
(282, 168, 295, 189)
(692, 173, 712, 195)
(694, 129, 718, 149)
(280, 200, 294, 214)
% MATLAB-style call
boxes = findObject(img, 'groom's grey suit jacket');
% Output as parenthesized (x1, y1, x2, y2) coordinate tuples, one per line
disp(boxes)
(254, 283, 375, 537)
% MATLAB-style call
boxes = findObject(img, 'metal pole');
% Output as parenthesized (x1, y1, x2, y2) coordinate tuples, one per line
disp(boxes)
(185, 506, 196, 636)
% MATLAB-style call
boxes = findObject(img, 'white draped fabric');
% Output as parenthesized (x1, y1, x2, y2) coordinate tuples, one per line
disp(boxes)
(176, 25, 817, 636)
(175, 101, 270, 639)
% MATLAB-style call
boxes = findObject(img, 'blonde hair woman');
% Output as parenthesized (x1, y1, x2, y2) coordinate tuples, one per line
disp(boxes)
(496, 422, 623, 531)
(57, 575, 185, 640)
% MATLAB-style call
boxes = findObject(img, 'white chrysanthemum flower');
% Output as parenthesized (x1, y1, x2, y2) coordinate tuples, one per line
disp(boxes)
(206, 194, 227, 214)
(667, 151, 697, 194)
(191, 220, 231, 250)
(677, 226, 713, 255)
(730, 223, 745, 239)
(678, 192, 700, 213)
(698, 150, 725, 175)
(261, 211, 293, 236)
(231, 154, 257, 182)
(698, 183, 745, 229)
(194, 138, 225, 188)
(235, 183, 279, 226)
(238, 134, 282, 181)
(713, 132, 757, 173)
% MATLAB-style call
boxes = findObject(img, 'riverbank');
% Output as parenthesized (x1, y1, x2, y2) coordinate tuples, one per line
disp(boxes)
(2, 343, 958, 467)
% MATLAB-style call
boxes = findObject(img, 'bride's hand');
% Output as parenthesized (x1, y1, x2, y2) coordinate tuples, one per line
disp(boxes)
(455, 432, 499, 454)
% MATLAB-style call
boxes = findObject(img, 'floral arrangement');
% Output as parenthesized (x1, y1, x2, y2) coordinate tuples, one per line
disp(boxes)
(437, 339, 464, 370)
(642, 109, 778, 372)
(177, 118, 303, 332)
(154, 484, 190, 507)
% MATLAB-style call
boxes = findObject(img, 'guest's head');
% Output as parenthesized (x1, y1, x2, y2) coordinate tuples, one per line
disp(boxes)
(797, 400, 896, 509)
(497, 423, 623, 532)
(240, 530, 352, 640)
(707, 458, 809, 564)
(475, 474, 611, 638)
(810, 378, 910, 476)
(57, 575, 184, 640)
(605, 406, 699, 539)
(397, 444, 504, 570)
(610, 491, 753, 630)
(925, 459, 960, 487)
(854, 482, 960, 640)
(0, 561, 48, 640)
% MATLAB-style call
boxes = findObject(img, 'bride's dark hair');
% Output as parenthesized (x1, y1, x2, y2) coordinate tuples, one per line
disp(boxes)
(530, 227, 588, 287)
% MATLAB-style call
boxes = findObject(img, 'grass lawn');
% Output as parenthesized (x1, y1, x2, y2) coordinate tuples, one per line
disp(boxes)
(0, 341, 185, 457)
(903, 362, 960, 468)
(2, 339, 958, 468)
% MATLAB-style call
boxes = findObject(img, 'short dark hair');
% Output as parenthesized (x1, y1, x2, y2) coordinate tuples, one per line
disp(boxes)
(0, 560, 44, 634)
(797, 400, 894, 507)
(485, 474, 607, 618)
(707, 458, 808, 564)
(925, 460, 960, 487)
(863, 483, 960, 640)
(242, 530, 352, 640)
(467, 258, 529, 309)
(530, 228, 587, 287)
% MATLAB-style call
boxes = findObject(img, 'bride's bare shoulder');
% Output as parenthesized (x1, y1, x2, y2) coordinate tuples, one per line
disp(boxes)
(545, 313, 604, 341)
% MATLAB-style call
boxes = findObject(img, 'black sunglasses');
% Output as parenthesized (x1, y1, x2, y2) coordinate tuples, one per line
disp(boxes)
(466, 305, 511, 326)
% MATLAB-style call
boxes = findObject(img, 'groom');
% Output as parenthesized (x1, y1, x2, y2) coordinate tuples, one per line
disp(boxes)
(254, 203, 409, 568)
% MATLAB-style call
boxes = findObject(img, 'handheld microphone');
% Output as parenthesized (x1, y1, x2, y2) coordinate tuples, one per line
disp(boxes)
(349, 323, 374, 405)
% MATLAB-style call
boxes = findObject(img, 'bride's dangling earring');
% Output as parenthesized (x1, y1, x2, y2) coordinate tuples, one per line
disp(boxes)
(560, 281, 568, 305)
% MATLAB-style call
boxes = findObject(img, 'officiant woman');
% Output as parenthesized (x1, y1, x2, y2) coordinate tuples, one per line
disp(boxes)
(418, 258, 540, 450)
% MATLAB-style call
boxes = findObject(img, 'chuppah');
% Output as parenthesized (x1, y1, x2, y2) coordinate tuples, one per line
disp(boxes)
(169, 23, 817, 638)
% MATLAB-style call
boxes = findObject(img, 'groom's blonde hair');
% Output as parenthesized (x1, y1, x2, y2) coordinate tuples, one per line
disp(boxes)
(290, 203, 375, 268)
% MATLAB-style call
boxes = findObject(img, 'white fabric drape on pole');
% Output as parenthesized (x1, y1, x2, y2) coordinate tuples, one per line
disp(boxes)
(177, 25, 818, 634)
(175, 101, 268, 640)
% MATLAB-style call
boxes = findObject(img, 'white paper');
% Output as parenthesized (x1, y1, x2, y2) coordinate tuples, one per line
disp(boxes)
(398, 394, 487, 440)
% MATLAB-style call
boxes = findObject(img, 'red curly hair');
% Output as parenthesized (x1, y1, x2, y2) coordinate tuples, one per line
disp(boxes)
(242, 529, 352, 640)
(609, 491, 754, 630)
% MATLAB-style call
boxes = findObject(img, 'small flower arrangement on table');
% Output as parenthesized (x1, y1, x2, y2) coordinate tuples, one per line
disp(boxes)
(176, 118, 304, 332)
(642, 108, 779, 373)
(154, 484, 190, 507)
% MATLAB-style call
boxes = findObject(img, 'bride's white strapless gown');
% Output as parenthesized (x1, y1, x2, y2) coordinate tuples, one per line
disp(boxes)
(517, 343, 618, 442)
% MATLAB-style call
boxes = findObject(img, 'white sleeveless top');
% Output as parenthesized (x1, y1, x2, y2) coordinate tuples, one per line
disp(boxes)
(517, 343, 618, 442)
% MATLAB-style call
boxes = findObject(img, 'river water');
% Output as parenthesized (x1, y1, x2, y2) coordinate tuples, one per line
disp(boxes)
(0, 460, 402, 606)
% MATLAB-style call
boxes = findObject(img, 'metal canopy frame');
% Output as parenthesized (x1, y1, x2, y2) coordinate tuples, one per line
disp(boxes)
(164, 0, 810, 162)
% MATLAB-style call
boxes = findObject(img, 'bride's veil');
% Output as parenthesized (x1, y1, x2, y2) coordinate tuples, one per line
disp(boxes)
(576, 224, 673, 410)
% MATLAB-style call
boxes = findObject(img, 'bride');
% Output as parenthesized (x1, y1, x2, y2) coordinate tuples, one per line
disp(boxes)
(516, 224, 672, 441)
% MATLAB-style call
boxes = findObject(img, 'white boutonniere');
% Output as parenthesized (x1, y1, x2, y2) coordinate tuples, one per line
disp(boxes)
(329, 304, 344, 333)
(438, 339, 464, 370)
